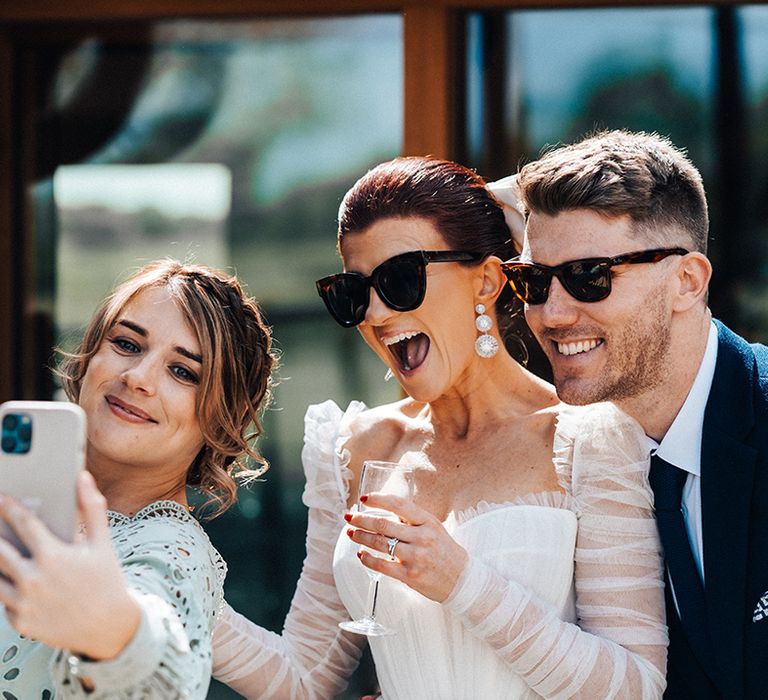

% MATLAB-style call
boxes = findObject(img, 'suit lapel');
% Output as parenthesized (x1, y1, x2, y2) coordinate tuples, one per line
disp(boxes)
(700, 321, 758, 698)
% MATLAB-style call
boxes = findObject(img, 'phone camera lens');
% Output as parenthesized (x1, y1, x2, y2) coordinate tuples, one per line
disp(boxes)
(1, 413, 32, 454)
(1, 435, 17, 453)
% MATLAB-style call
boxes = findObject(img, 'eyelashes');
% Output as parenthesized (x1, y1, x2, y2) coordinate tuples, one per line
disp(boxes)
(171, 365, 200, 384)
(110, 337, 140, 353)
(107, 336, 200, 385)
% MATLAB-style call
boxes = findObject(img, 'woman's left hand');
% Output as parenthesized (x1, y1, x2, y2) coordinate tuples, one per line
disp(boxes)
(345, 493, 469, 602)
(0, 471, 141, 660)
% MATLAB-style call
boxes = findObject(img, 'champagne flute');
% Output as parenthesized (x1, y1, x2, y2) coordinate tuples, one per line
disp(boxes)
(339, 460, 415, 637)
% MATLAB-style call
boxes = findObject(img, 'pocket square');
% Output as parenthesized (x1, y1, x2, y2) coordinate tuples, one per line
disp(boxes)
(753, 590, 768, 623)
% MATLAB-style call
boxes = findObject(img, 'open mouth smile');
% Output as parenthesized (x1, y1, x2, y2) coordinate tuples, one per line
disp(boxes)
(555, 338, 603, 356)
(383, 331, 430, 372)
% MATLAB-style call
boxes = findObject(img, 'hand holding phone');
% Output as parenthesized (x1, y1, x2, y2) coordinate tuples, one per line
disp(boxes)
(0, 401, 86, 554)
(0, 469, 141, 659)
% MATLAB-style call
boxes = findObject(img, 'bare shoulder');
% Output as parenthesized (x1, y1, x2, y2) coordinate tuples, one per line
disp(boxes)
(343, 398, 423, 503)
(458, 400, 563, 500)
(345, 397, 421, 464)
(521, 401, 561, 445)
(510, 368, 560, 447)
(515, 402, 560, 473)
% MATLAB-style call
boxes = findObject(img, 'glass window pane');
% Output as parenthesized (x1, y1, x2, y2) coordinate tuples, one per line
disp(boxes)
(31, 15, 402, 699)
(739, 5, 768, 338)
(465, 5, 768, 344)
(466, 7, 713, 176)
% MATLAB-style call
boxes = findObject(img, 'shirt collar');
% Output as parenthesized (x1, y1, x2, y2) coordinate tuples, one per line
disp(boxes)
(649, 321, 718, 476)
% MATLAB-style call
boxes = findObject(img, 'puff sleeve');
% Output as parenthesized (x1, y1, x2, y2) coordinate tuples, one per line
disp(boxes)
(211, 400, 366, 699)
(442, 402, 667, 698)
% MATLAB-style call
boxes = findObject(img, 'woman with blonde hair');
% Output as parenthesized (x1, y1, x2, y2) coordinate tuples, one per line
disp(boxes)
(0, 259, 275, 698)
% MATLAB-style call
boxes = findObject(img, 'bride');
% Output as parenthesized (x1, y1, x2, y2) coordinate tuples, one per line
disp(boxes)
(213, 157, 667, 698)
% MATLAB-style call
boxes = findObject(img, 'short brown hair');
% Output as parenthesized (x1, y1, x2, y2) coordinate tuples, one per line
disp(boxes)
(518, 130, 709, 254)
(337, 156, 523, 349)
(58, 259, 276, 517)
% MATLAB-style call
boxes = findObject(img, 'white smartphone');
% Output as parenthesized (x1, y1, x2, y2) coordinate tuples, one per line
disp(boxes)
(0, 400, 86, 554)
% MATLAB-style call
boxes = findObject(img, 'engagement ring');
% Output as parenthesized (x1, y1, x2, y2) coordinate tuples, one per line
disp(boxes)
(386, 536, 400, 559)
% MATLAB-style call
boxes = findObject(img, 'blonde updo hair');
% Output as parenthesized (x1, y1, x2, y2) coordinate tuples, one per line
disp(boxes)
(58, 259, 276, 517)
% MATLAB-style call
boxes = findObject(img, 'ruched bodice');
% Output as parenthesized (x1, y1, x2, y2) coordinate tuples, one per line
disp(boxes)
(335, 502, 577, 699)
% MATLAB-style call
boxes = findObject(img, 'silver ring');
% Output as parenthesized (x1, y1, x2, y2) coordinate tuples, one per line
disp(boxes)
(386, 536, 400, 559)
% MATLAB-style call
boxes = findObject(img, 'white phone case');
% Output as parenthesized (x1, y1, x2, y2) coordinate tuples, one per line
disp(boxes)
(0, 400, 86, 554)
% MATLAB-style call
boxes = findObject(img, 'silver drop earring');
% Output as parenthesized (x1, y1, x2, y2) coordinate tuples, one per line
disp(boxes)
(474, 303, 499, 358)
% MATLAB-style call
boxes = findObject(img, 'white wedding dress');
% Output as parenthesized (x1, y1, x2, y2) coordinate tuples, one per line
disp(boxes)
(334, 498, 577, 699)
(213, 400, 667, 699)
(333, 494, 577, 699)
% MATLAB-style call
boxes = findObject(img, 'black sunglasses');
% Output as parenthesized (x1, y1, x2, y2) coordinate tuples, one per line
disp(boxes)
(501, 247, 689, 305)
(316, 249, 484, 328)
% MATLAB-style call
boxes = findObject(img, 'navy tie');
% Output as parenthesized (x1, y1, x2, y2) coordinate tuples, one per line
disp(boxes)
(649, 454, 711, 664)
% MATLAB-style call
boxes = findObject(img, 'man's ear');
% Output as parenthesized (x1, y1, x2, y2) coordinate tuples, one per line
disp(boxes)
(475, 256, 508, 307)
(672, 252, 712, 312)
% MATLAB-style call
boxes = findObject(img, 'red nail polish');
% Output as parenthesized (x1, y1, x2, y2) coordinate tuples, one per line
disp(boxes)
(347, 528, 354, 538)
(360, 495, 368, 503)
(356, 550, 363, 559)
(343, 513, 352, 522)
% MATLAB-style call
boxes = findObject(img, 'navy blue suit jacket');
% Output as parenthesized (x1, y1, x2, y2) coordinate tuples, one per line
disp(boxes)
(663, 320, 768, 699)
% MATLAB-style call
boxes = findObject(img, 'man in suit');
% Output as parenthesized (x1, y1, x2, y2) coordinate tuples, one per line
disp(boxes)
(508, 130, 768, 698)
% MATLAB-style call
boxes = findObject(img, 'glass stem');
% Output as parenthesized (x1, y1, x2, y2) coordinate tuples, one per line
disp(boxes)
(366, 578, 381, 621)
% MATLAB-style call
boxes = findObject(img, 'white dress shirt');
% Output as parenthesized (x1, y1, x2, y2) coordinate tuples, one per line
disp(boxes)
(646, 321, 718, 583)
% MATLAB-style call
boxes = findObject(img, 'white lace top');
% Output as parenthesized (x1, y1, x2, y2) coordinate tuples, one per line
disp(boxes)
(213, 400, 667, 699)
(0, 500, 226, 699)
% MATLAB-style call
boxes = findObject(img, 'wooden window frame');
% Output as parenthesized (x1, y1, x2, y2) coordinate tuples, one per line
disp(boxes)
(0, 0, 724, 400)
